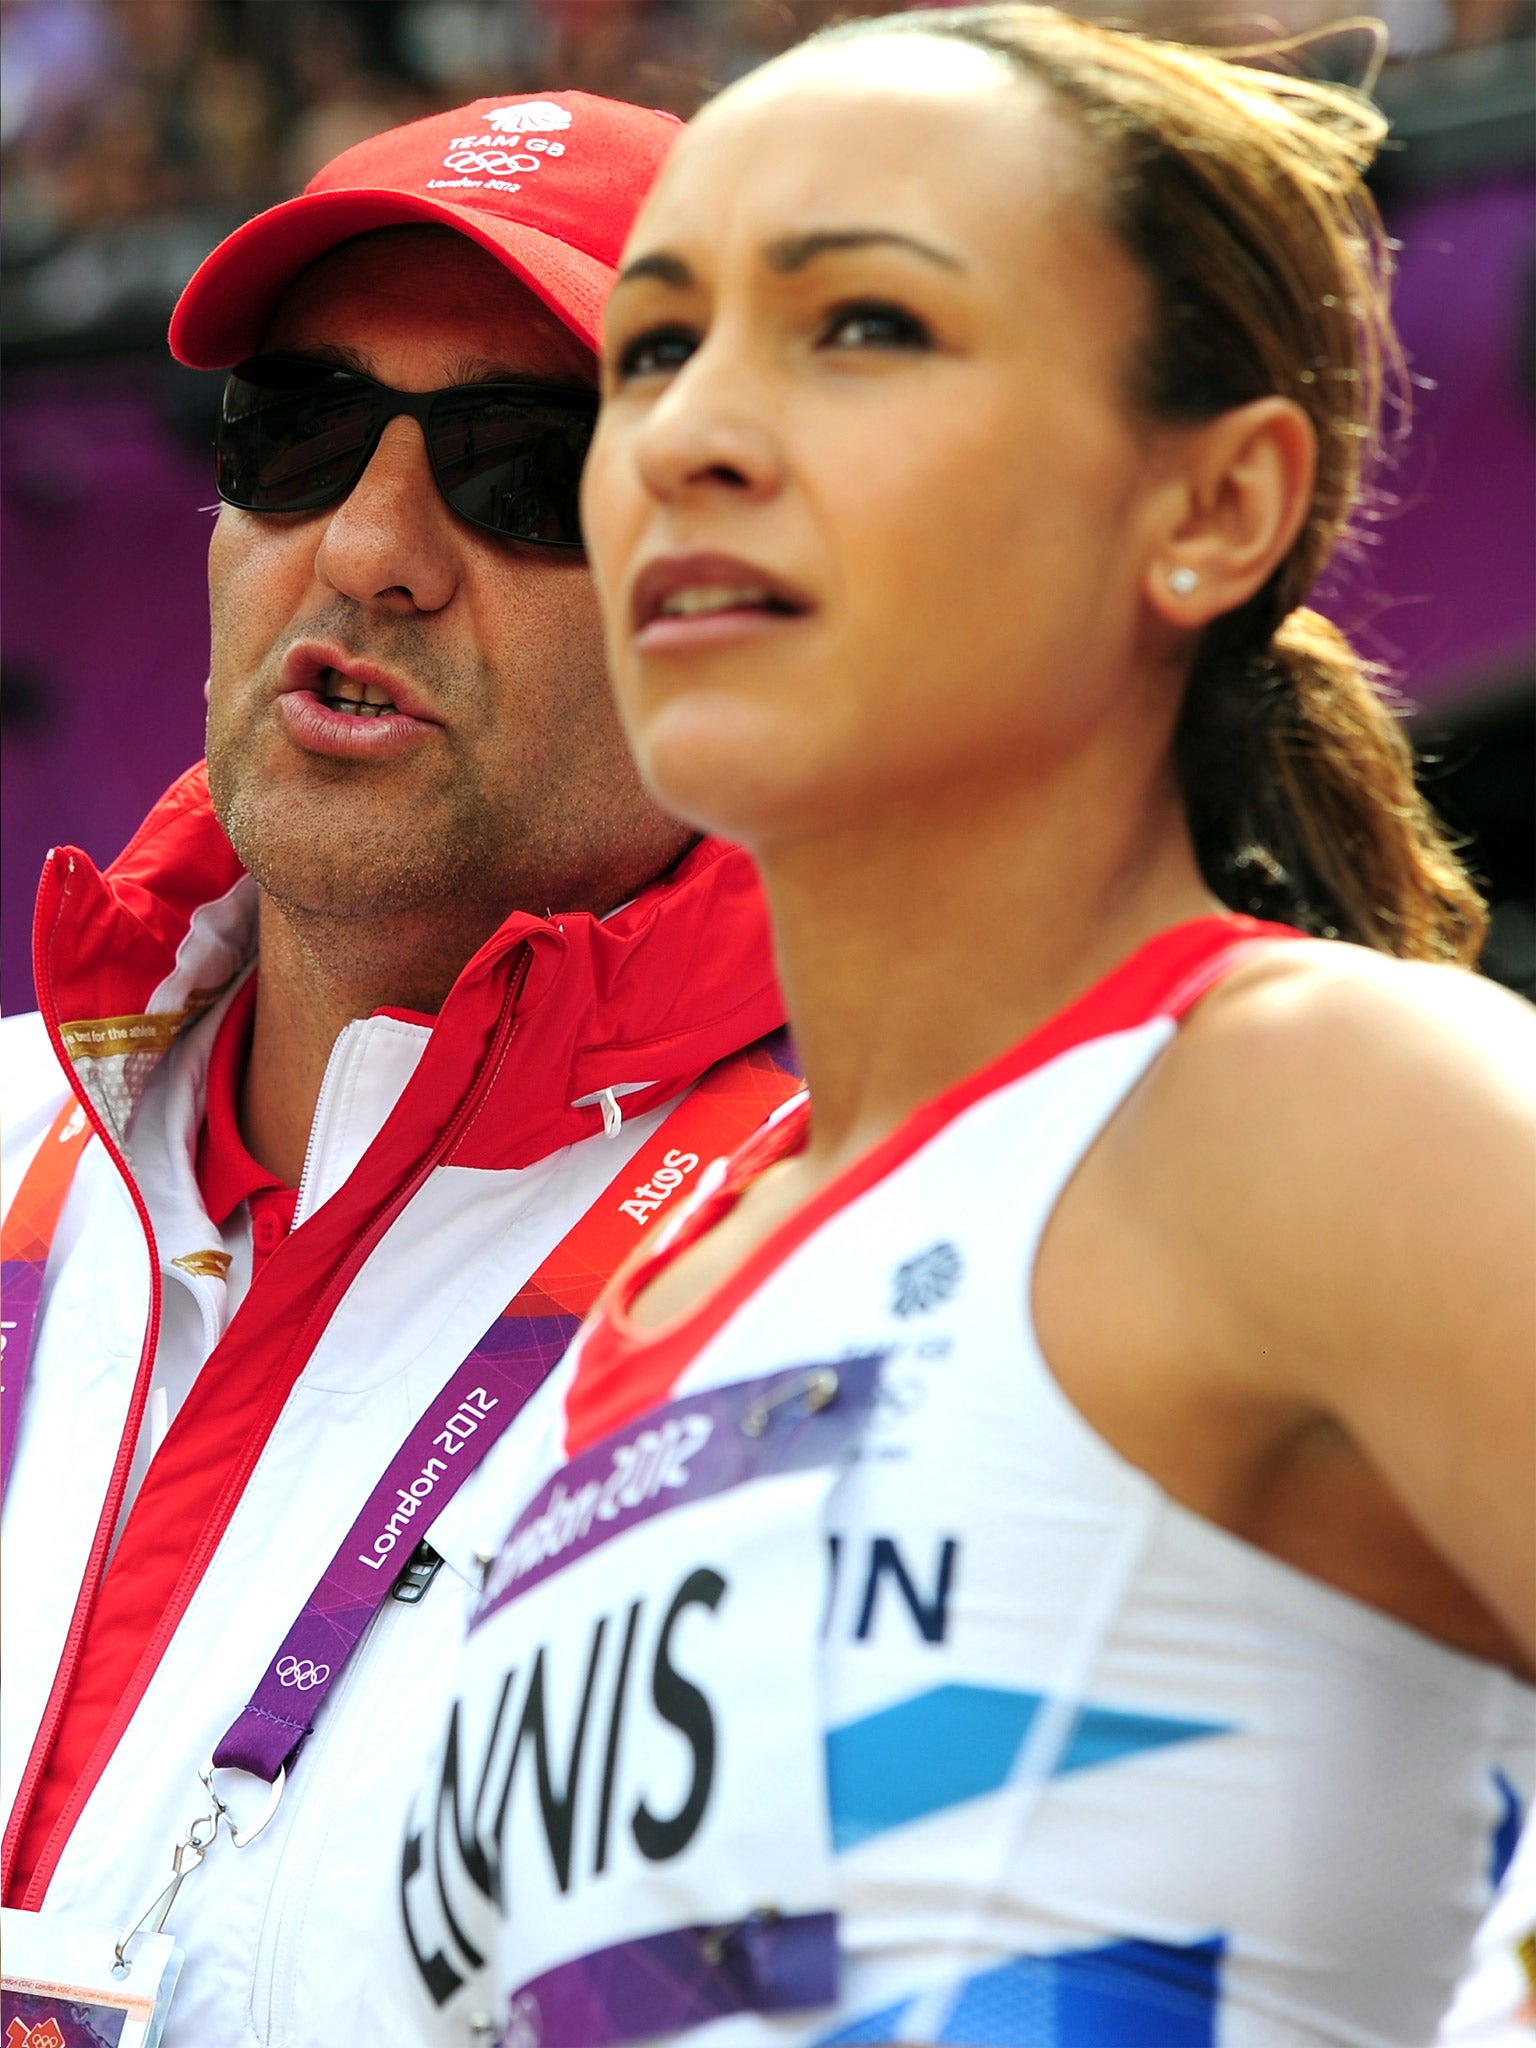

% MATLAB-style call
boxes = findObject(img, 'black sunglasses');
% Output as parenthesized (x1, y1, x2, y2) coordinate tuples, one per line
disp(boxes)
(214, 355, 599, 548)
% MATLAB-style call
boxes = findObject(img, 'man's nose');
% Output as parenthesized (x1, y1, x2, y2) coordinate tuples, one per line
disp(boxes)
(313, 415, 459, 613)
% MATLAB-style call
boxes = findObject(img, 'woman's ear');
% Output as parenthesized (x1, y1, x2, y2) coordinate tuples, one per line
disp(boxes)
(1142, 396, 1317, 628)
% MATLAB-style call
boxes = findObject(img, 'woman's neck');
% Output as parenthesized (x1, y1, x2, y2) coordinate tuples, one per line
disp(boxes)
(757, 753, 1218, 1181)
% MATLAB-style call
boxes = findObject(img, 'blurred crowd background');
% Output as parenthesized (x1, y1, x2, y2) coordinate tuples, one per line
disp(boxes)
(2, 0, 1533, 1010)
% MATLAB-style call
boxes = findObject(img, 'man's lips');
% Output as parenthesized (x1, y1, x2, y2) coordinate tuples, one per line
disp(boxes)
(276, 646, 441, 761)
(629, 553, 813, 653)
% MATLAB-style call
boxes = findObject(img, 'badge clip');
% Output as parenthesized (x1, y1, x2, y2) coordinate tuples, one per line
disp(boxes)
(742, 1367, 839, 1438)
(114, 1761, 285, 1968)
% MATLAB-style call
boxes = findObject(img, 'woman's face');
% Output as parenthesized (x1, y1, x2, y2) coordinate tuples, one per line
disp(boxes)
(583, 36, 1181, 853)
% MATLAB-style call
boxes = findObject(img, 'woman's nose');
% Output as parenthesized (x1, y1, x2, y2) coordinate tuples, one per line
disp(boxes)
(632, 347, 785, 509)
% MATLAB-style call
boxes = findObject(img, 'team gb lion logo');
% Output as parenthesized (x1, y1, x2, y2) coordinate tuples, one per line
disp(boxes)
(484, 102, 572, 135)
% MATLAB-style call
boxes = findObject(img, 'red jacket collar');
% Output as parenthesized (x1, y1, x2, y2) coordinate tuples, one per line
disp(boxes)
(34, 763, 785, 1172)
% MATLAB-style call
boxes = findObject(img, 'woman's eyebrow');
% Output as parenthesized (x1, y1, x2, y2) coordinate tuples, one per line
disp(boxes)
(764, 228, 964, 274)
(614, 250, 695, 290)
(614, 228, 963, 293)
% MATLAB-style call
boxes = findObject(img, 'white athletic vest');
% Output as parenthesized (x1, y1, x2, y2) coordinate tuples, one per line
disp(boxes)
(414, 919, 1536, 2048)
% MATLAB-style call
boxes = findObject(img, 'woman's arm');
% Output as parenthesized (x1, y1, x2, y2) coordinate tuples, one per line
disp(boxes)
(1153, 946, 1536, 1661)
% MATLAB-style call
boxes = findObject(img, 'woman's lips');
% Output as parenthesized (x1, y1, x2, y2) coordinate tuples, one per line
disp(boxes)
(633, 608, 809, 656)
(629, 553, 812, 655)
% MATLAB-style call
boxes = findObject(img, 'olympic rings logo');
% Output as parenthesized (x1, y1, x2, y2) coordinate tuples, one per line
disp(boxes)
(276, 1656, 330, 1691)
(442, 149, 545, 177)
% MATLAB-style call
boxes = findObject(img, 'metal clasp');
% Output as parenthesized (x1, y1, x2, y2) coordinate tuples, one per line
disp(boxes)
(113, 1785, 226, 1969)
(113, 1761, 285, 1969)
(699, 1904, 782, 1966)
(204, 1758, 286, 1849)
(742, 1367, 839, 1438)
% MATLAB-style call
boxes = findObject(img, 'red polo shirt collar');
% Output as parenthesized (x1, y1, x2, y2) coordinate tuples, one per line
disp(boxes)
(195, 974, 288, 1231)
(195, 975, 299, 1270)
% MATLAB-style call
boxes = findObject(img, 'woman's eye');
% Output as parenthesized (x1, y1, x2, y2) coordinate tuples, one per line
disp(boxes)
(820, 302, 932, 352)
(614, 326, 699, 380)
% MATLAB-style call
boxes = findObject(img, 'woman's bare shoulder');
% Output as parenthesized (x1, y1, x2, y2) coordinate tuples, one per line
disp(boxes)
(1157, 936, 1535, 1158)
(1127, 937, 1535, 1322)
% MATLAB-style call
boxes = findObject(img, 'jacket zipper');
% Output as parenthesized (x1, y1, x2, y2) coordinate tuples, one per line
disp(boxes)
(13, 940, 534, 1909)
(291, 1020, 355, 1229)
(1, 854, 167, 1903)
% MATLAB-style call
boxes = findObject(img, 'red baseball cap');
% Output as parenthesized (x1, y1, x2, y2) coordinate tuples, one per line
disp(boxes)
(169, 91, 681, 370)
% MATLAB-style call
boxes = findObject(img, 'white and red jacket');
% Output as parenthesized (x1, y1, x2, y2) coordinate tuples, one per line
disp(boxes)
(0, 764, 785, 2048)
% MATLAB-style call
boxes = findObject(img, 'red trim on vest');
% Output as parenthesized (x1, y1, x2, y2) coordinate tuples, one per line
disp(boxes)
(20, 976, 316, 1890)
(564, 917, 1298, 1457)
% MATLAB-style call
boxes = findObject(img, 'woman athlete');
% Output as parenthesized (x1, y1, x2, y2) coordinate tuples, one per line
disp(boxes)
(401, 13, 1536, 2044)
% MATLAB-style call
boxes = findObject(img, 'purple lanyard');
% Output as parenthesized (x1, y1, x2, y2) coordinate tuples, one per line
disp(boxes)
(212, 1311, 580, 1780)
(212, 1034, 803, 1786)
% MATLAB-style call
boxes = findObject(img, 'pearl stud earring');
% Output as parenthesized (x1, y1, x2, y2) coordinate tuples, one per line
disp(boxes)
(1168, 566, 1198, 596)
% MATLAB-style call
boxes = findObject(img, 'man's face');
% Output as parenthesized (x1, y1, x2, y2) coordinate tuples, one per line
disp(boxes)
(205, 226, 692, 941)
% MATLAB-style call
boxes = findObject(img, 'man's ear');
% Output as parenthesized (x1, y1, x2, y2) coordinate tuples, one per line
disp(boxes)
(1141, 396, 1317, 629)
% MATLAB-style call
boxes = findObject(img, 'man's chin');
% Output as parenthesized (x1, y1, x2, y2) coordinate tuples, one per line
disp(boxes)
(216, 786, 484, 924)
(247, 870, 452, 923)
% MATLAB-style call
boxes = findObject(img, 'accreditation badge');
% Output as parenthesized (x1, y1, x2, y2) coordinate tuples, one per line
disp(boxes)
(401, 1355, 882, 2048)
(0, 1909, 182, 2048)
